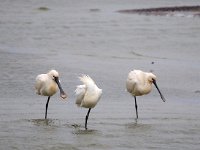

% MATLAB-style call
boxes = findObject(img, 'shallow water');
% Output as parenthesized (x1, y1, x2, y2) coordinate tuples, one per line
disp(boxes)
(0, 0, 200, 149)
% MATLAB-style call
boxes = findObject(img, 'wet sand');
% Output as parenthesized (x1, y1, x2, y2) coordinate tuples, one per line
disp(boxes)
(0, 0, 200, 149)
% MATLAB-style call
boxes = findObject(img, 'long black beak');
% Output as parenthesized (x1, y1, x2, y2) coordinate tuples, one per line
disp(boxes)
(55, 77, 67, 99)
(152, 79, 166, 102)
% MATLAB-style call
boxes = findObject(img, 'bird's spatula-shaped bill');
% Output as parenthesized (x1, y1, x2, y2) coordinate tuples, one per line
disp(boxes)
(54, 77, 67, 99)
(152, 79, 166, 102)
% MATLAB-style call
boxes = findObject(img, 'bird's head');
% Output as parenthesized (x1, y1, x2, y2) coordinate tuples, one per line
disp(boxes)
(48, 69, 67, 99)
(147, 72, 166, 102)
(48, 70, 59, 81)
(147, 73, 156, 84)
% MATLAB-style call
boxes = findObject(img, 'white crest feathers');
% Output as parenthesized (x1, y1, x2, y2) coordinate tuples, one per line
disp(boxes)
(79, 75, 95, 86)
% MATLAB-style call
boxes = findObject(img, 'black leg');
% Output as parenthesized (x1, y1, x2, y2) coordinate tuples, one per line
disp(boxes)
(134, 96, 138, 119)
(85, 108, 91, 130)
(45, 96, 51, 119)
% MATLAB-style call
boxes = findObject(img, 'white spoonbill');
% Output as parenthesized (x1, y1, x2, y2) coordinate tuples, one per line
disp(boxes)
(75, 75, 102, 130)
(35, 70, 67, 119)
(126, 70, 166, 119)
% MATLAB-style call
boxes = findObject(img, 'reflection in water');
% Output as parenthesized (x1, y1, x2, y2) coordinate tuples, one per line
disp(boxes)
(29, 119, 60, 126)
(126, 122, 152, 131)
(72, 123, 100, 135)
(126, 119, 151, 131)
(73, 129, 99, 135)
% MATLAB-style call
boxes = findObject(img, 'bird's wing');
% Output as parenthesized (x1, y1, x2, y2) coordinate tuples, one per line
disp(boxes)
(79, 75, 95, 87)
(35, 74, 48, 95)
(75, 85, 86, 106)
(126, 71, 138, 93)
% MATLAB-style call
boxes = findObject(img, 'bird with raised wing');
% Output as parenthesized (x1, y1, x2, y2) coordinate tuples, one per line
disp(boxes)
(75, 75, 102, 130)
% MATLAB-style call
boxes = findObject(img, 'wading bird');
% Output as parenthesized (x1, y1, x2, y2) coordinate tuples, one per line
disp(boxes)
(75, 75, 102, 130)
(126, 70, 166, 119)
(35, 70, 67, 119)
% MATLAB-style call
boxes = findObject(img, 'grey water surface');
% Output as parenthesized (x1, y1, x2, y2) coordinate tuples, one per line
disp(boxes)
(0, 0, 200, 149)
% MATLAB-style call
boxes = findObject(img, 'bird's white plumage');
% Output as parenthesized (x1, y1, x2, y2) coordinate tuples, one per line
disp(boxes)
(47, 70, 59, 79)
(75, 75, 102, 108)
(35, 69, 67, 119)
(126, 69, 165, 118)
(75, 85, 86, 106)
(35, 70, 59, 96)
(126, 70, 156, 96)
